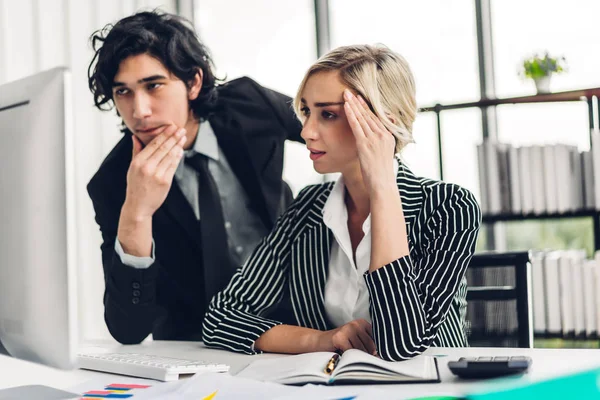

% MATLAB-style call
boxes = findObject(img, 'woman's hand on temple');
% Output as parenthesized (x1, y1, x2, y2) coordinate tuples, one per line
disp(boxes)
(344, 89, 397, 195)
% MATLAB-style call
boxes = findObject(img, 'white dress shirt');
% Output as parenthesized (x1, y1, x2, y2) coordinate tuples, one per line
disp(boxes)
(323, 159, 399, 328)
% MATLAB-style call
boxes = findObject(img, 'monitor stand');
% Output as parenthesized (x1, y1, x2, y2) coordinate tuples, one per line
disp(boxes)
(0, 385, 79, 400)
(0, 339, 79, 400)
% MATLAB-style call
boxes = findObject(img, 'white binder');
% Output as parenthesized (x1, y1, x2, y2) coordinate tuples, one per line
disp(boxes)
(530, 145, 546, 214)
(568, 250, 586, 337)
(543, 252, 562, 334)
(595, 252, 600, 335)
(558, 253, 575, 335)
(519, 146, 534, 214)
(582, 150, 595, 208)
(531, 251, 547, 334)
(592, 130, 600, 210)
(582, 260, 598, 337)
(542, 145, 558, 213)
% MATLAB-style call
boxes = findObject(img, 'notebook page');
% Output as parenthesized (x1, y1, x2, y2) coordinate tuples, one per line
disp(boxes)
(236, 352, 335, 384)
(333, 349, 437, 381)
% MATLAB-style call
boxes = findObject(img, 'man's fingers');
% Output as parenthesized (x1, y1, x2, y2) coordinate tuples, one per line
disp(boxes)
(131, 135, 143, 157)
(146, 128, 186, 168)
(156, 137, 186, 178)
(161, 156, 182, 183)
(136, 124, 179, 161)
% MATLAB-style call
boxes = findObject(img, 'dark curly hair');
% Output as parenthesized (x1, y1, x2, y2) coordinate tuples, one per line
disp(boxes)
(87, 10, 222, 125)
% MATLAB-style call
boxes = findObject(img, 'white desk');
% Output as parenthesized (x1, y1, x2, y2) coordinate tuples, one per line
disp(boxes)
(1, 341, 599, 397)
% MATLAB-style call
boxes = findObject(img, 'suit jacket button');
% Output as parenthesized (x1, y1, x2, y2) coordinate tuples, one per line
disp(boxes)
(132, 290, 141, 297)
(132, 282, 141, 289)
(132, 297, 140, 305)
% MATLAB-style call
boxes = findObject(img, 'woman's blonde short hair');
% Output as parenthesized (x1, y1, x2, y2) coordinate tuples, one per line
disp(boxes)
(294, 44, 417, 154)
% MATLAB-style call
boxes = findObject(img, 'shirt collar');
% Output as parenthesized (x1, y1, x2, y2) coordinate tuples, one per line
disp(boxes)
(175, 121, 219, 179)
(322, 158, 399, 235)
(187, 120, 219, 161)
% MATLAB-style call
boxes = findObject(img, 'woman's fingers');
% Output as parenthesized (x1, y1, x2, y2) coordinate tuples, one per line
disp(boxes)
(355, 95, 380, 134)
(356, 328, 376, 355)
(345, 90, 390, 141)
(345, 90, 373, 138)
(344, 96, 366, 139)
(357, 95, 389, 134)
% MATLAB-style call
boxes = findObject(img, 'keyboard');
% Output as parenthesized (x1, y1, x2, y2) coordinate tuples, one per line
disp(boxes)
(77, 352, 230, 381)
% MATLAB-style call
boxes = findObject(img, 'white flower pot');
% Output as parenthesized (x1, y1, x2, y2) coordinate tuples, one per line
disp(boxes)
(534, 76, 551, 94)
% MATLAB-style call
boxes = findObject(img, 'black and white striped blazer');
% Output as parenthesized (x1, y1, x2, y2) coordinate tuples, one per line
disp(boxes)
(202, 161, 481, 361)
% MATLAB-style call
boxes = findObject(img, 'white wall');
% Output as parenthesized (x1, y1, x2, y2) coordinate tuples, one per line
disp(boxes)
(0, 0, 176, 341)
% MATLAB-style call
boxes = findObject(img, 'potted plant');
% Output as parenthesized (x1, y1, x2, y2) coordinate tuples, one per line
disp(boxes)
(520, 52, 567, 94)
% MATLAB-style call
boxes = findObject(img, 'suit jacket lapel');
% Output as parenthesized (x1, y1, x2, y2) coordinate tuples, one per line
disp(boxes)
(396, 157, 424, 246)
(157, 180, 203, 252)
(209, 111, 273, 229)
(290, 186, 333, 331)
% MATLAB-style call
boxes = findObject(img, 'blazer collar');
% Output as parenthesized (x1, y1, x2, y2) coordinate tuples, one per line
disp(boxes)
(305, 157, 424, 235)
(159, 181, 203, 252)
(292, 158, 424, 330)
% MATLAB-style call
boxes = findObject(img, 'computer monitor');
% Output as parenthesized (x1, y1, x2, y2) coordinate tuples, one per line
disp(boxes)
(0, 67, 78, 370)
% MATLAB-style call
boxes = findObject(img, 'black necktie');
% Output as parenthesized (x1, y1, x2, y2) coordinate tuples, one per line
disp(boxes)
(186, 154, 235, 304)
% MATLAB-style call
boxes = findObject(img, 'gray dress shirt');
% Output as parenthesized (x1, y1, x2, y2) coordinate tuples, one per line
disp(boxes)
(115, 121, 269, 268)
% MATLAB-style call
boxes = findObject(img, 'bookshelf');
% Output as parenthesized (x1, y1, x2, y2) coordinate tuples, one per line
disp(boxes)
(420, 87, 600, 113)
(420, 87, 600, 251)
(422, 89, 600, 347)
(420, 87, 600, 178)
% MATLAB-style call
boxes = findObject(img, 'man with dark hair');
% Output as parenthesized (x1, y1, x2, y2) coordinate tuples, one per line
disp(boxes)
(87, 10, 303, 344)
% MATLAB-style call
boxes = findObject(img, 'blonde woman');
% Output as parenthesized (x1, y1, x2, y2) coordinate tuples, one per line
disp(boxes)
(202, 44, 481, 361)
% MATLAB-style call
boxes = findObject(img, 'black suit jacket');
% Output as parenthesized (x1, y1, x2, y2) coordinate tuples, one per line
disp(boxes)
(87, 77, 303, 344)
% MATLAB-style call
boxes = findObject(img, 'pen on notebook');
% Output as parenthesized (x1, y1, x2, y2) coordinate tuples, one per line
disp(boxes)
(324, 353, 340, 375)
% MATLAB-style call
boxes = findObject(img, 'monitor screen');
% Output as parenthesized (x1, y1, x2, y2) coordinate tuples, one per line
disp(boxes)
(0, 67, 78, 370)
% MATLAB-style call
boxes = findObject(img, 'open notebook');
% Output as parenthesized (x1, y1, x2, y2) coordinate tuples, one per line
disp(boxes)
(237, 349, 440, 385)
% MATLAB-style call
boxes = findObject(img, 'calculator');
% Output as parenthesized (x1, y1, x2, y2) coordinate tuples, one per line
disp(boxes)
(448, 356, 532, 379)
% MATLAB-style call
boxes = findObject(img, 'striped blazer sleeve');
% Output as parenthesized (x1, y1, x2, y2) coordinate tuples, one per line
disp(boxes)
(202, 186, 309, 354)
(364, 185, 481, 361)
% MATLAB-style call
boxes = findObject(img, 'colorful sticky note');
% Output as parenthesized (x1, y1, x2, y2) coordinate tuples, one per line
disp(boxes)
(82, 382, 152, 399)
(105, 384, 151, 389)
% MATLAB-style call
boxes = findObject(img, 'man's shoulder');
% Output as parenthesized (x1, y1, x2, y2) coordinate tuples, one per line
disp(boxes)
(215, 76, 290, 109)
(216, 76, 264, 101)
(219, 76, 262, 92)
(211, 77, 292, 135)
